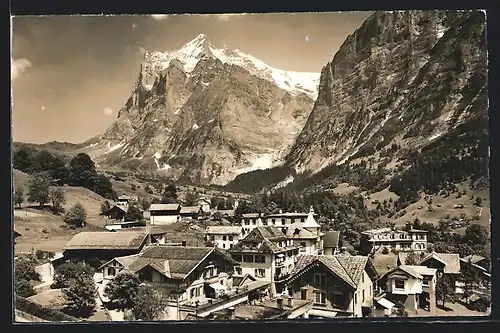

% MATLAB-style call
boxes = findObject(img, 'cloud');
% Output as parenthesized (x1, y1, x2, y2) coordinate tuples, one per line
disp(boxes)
(103, 107, 113, 116)
(217, 14, 247, 21)
(11, 58, 32, 80)
(150, 14, 169, 21)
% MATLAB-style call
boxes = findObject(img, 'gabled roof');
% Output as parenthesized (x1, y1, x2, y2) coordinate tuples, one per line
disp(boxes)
(302, 207, 321, 229)
(105, 244, 238, 280)
(106, 205, 128, 213)
(205, 226, 242, 235)
(63, 232, 147, 250)
(148, 203, 181, 211)
(461, 254, 486, 265)
(385, 264, 437, 280)
(245, 226, 287, 242)
(286, 254, 369, 289)
(285, 223, 317, 240)
(231, 227, 298, 254)
(421, 252, 461, 274)
(323, 231, 340, 248)
(197, 198, 211, 204)
(180, 206, 202, 214)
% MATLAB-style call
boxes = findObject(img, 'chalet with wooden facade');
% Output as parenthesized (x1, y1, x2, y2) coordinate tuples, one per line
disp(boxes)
(419, 252, 461, 278)
(62, 231, 149, 269)
(98, 244, 269, 319)
(180, 206, 204, 220)
(277, 253, 378, 318)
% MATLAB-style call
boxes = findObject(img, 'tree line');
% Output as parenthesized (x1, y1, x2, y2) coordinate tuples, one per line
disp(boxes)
(13, 148, 117, 200)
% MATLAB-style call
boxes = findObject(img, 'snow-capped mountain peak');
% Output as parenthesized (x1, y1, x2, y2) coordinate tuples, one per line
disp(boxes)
(140, 34, 320, 98)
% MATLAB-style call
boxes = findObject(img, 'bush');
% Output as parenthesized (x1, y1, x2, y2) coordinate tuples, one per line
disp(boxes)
(468, 297, 490, 312)
(15, 278, 36, 297)
(15, 295, 78, 322)
(15, 257, 41, 282)
(35, 250, 55, 260)
(52, 262, 94, 289)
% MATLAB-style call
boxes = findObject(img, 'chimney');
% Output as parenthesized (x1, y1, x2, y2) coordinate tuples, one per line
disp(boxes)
(287, 296, 293, 307)
(276, 295, 284, 310)
(182, 240, 187, 247)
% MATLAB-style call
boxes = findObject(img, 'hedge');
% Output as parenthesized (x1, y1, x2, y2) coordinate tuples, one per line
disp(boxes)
(15, 295, 79, 322)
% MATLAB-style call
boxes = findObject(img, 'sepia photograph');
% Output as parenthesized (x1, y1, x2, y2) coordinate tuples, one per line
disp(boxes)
(11, 10, 490, 322)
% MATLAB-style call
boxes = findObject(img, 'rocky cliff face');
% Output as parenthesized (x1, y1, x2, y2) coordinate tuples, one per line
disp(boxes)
(285, 10, 488, 174)
(85, 34, 318, 184)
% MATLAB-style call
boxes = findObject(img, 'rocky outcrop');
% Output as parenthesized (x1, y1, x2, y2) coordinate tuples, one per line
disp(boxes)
(285, 10, 488, 174)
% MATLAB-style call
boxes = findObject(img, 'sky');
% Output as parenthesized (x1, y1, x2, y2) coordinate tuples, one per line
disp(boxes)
(11, 12, 372, 144)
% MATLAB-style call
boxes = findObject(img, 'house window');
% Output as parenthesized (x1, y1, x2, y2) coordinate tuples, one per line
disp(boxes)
(229, 236, 233, 241)
(314, 273, 326, 287)
(272, 218, 276, 223)
(244, 220, 250, 225)
(255, 255, 266, 263)
(332, 292, 345, 308)
(314, 291, 326, 305)
(243, 255, 254, 263)
(422, 277, 429, 286)
(394, 279, 405, 289)
(362, 289, 365, 303)
(301, 289, 307, 300)
(362, 273, 364, 283)
(204, 266, 216, 279)
(301, 218, 305, 222)
(190, 287, 201, 298)
(354, 293, 357, 304)
(235, 267, 242, 275)
(369, 285, 372, 296)
(222, 244, 226, 249)
(223, 236, 227, 241)
(108, 267, 116, 276)
(255, 269, 265, 278)
(282, 219, 286, 224)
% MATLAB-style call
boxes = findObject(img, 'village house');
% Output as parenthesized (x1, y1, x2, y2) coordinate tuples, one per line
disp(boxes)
(148, 203, 181, 225)
(197, 198, 211, 213)
(61, 231, 150, 269)
(323, 231, 341, 256)
(419, 252, 461, 278)
(231, 296, 313, 320)
(205, 226, 243, 250)
(360, 228, 428, 254)
(116, 195, 138, 206)
(98, 244, 269, 319)
(180, 206, 204, 221)
(460, 255, 491, 288)
(277, 253, 378, 318)
(285, 221, 324, 255)
(382, 265, 438, 315)
(216, 209, 236, 219)
(262, 209, 319, 228)
(240, 213, 263, 236)
(228, 226, 301, 296)
(103, 204, 128, 221)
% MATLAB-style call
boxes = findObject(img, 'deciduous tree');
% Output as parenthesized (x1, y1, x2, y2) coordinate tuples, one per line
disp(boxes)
(14, 186, 24, 208)
(104, 272, 141, 309)
(50, 186, 66, 213)
(64, 202, 87, 227)
(62, 273, 97, 318)
(27, 172, 52, 207)
(100, 200, 111, 215)
(124, 204, 143, 222)
(131, 284, 167, 321)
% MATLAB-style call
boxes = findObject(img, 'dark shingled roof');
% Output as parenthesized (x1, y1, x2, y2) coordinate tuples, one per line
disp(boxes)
(421, 252, 461, 274)
(286, 254, 369, 289)
(110, 244, 237, 280)
(323, 231, 340, 248)
(231, 227, 299, 254)
(63, 232, 147, 250)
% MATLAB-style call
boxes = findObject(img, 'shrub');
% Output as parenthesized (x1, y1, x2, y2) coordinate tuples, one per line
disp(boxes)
(15, 295, 78, 322)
